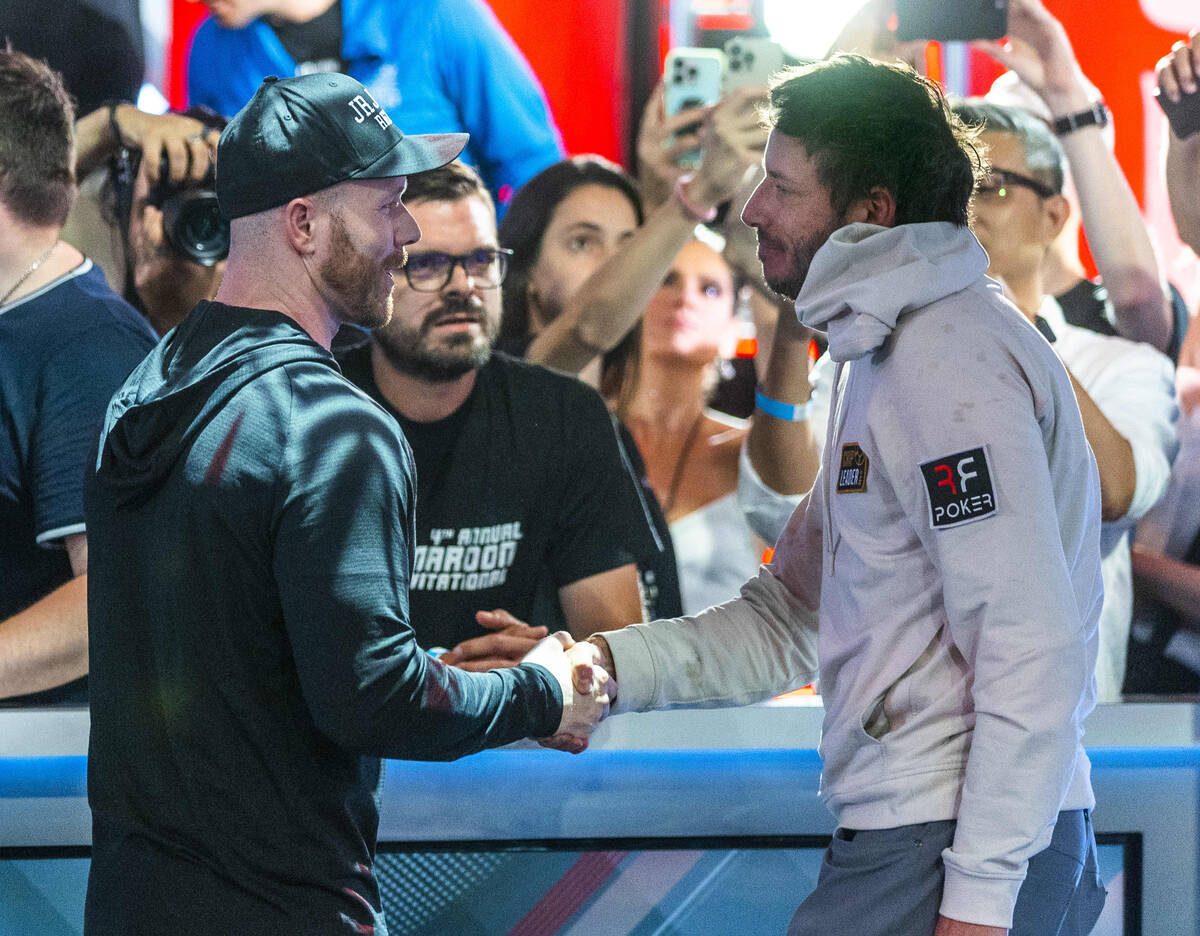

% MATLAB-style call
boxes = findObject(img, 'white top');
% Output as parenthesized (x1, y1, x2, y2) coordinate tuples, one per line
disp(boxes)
(669, 492, 764, 616)
(605, 222, 1102, 929)
(1038, 296, 1178, 700)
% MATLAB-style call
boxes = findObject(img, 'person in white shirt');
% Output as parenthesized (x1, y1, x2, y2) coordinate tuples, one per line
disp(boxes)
(952, 97, 1177, 702)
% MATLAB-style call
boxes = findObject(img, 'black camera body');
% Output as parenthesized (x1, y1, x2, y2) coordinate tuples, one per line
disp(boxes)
(145, 158, 229, 267)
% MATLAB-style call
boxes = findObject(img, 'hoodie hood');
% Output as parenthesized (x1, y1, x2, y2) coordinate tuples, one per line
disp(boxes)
(796, 222, 990, 362)
(96, 301, 333, 507)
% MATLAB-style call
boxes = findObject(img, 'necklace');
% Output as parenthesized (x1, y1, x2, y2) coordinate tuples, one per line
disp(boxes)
(661, 411, 706, 516)
(0, 244, 55, 307)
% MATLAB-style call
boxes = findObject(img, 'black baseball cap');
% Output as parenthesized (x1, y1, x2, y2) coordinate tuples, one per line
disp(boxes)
(216, 73, 468, 220)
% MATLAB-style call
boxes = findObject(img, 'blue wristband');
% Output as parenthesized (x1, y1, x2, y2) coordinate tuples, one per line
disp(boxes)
(755, 390, 813, 422)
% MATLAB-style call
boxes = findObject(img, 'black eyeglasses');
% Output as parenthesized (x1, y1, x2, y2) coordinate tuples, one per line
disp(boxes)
(976, 168, 1059, 201)
(402, 247, 513, 292)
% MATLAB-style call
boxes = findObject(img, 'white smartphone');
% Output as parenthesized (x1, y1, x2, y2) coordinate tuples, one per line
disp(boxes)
(664, 47, 726, 169)
(723, 37, 786, 91)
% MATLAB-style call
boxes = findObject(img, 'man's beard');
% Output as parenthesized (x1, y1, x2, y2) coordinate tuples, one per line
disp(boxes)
(759, 216, 846, 302)
(320, 214, 403, 330)
(373, 293, 497, 383)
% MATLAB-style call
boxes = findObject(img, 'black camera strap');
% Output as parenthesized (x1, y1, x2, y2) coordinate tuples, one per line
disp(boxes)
(107, 145, 149, 316)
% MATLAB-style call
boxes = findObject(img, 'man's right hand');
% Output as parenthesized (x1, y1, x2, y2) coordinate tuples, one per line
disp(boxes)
(522, 633, 611, 753)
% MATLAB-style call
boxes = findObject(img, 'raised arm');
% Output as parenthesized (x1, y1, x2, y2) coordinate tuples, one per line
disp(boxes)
(74, 104, 218, 185)
(977, 0, 1172, 350)
(524, 87, 765, 374)
(1160, 31, 1200, 254)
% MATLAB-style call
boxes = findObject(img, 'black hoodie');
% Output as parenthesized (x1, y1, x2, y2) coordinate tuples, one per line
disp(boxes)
(82, 302, 562, 936)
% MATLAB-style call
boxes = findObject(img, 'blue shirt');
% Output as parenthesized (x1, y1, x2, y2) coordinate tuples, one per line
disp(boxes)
(187, 0, 564, 206)
(0, 261, 157, 705)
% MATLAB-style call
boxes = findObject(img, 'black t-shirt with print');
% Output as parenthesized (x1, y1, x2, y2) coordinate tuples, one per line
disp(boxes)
(268, 0, 346, 76)
(493, 333, 684, 622)
(339, 346, 660, 650)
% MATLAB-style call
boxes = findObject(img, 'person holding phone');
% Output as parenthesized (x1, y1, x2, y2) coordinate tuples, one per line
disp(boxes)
(977, 0, 1177, 357)
(1160, 30, 1200, 420)
(1160, 31, 1200, 284)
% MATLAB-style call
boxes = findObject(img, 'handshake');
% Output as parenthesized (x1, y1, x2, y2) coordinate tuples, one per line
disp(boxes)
(522, 632, 616, 754)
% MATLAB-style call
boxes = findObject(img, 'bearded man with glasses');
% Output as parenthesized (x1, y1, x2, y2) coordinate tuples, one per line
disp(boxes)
(338, 160, 656, 669)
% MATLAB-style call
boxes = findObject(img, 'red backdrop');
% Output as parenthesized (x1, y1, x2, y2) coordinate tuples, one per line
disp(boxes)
(167, 0, 630, 163)
(166, 1, 1195, 211)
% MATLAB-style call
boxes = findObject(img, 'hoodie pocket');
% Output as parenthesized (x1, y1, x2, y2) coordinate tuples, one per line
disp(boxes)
(859, 690, 890, 743)
(857, 624, 960, 743)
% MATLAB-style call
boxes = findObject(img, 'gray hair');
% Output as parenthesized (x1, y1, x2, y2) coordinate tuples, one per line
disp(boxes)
(951, 97, 1065, 196)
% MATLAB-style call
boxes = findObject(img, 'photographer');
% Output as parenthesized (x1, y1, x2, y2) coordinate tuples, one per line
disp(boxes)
(64, 104, 226, 335)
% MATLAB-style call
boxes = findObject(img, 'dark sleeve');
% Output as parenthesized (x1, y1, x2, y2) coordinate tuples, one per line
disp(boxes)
(272, 372, 561, 759)
(32, 324, 153, 543)
(546, 384, 661, 588)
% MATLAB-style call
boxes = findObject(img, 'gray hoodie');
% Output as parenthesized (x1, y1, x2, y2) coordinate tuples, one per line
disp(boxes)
(602, 222, 1102, 928)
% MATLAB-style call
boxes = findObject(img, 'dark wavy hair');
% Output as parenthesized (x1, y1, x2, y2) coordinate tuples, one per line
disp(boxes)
(0, 48, 76, 227)
(496, 155, 644, 344)
(766, 54, 985, 227)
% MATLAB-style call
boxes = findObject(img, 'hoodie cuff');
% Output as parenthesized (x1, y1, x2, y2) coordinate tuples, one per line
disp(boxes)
(939, 855, 1024, 929)
(596, 624, 659, 715)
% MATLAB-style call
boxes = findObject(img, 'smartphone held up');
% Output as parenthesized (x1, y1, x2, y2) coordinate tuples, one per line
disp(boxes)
(895, 0, 1009, 42)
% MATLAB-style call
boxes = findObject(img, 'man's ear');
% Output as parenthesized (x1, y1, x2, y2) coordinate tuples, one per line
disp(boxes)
(845, 185, 898, 228)
(1042, 193, 1070, 245)
(282, 197, 320, 256)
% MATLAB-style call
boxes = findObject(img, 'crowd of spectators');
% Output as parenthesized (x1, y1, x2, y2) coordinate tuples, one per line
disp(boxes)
(2, 0, 1200, 709)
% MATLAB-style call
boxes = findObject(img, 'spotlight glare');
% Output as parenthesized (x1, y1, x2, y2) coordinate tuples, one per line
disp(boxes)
(762, 0, 874, 62)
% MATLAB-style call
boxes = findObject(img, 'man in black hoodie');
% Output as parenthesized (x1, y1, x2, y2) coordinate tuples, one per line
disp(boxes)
(82, 73, 609, 936)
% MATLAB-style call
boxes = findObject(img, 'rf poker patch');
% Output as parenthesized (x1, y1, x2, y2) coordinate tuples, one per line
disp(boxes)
(837, 443, 869, 493)
(919, 446, 997, 529)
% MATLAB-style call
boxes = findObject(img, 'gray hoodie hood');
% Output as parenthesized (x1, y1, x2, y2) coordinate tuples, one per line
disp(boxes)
(796, 221, 990, 362)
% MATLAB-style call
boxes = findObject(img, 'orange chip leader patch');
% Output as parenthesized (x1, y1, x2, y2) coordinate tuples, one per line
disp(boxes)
(837, 443, 869, 493)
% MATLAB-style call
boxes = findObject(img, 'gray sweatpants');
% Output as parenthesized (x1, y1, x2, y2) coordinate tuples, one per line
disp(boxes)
(787, 809, 1106, 936)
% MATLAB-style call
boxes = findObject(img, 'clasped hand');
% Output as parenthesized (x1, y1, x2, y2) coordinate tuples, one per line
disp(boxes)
(521, 633, 615, 754)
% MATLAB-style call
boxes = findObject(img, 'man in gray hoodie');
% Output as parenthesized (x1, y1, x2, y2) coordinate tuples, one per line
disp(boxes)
(565, 56, 1107, 936)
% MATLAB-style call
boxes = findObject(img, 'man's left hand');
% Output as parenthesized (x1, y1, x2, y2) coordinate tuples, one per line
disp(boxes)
(440, 609, 548, 671)
(933, 915, 1007, 936)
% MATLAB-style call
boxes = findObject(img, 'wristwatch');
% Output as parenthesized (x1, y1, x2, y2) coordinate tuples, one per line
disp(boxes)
(1051, 101, 1110, 137)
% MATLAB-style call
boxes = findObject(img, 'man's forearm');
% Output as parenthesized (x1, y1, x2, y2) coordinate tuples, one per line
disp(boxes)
(1048, 96, 1170, 350)
(1065, 369, 1137, 521)
(1133, 546, 1200, 629)
(1167, 131, 1200, 254)
(0, 575, 89, 699)
(560, 564, 645, 641)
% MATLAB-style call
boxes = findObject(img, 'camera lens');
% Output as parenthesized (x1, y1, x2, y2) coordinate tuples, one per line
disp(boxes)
(161, 191, 230, 267)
